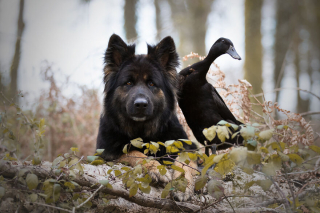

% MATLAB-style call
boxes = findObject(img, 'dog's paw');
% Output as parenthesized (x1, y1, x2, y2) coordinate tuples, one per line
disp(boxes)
(148, 169, 172, 184)
(144, 160, 172, 184)
(171, 187, 193, 202)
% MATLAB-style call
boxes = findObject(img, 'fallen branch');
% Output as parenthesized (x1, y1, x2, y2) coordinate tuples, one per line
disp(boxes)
(0, 161, 200, 212)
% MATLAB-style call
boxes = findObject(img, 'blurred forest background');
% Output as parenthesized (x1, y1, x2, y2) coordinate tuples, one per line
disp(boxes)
(0, 0, 319, 161)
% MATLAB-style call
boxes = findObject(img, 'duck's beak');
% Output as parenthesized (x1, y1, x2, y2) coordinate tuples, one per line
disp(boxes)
(226, 46, 241, 60)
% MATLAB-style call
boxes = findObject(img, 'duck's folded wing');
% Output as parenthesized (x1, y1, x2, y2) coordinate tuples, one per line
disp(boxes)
(211, 86, 241, 125)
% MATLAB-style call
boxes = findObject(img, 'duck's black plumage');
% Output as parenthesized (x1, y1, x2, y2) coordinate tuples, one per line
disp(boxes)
(178, 38, 243, 153)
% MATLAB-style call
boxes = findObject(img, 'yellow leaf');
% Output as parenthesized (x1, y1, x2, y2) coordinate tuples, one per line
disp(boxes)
(123, 144, 128, 154)
(195, 175, 207, 190)
(214, 154, 235, 175)
(130, 138, 144, 149)
(70, 147, 79, 152)
(230, 147, 247, 165)
(161, 183, 172, 198)
(203, 126, 217, 142)
(171, 165, 185, 173)
(166, 145, 179, 153)
(114, 170, 121, 177)
(260, 147, 269, 154)
(188, 152, 198, 161)
(247, 151, 261, 165)
(217, 126, 229, 142)
(129, 183, 138, 198)
(157, 165, 167, 176)
(139, 184, 151, 194)
(163, 160, 173, 165)
(179, 139, 192, 145)
(173, 141, 183, 149)
(309, 145, 320, 154)
(259, 129, 274, 141)
(287, 154, 303, 166)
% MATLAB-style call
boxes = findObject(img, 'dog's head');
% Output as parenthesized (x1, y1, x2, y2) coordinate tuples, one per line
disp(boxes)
(103, 34, 179, 136)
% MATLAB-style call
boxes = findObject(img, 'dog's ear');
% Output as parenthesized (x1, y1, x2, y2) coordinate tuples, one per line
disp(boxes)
(147, 36, 179, 71)
(104, 34, 135, 67)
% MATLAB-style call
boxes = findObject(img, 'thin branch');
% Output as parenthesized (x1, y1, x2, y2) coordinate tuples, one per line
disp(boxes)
(300, 111, 320, 116)
(251, 87, 320, 101)
(224, 194, 235, 213)
(295, 180, 320, 197)
(25, 202, 72, 213)
(74, 184, 103, 211)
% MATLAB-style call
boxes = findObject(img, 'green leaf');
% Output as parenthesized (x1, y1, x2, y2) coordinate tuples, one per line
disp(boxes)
(53, 184, 61, 202)
(309, 145, 320, 154)
(131, 138, 144, 149)
(30, 193, 38, 202)
(207, 179, 224, 199)
(217, 120, 228, 126)
(247, 140, 257, 147)
(259, 129, 274, 141)
(99, 180, 109, 186)
(287, 154, 303, 166)
(0, 187, 5, 198)
(129, 183, 138, 198)
(87, 156, 99, 163)
(217, 126, 229, 142)
(203, 126, 217, 142)
(240, 126, 255, 140)
(171, 165, 185, 173)
(96, 149, 105, 155)
(26, 174, 39, 190)
(195, 175, 207, 190)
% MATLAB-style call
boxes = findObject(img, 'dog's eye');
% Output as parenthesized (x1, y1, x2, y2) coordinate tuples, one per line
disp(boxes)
(148, 81, 155, 87)
(222, 40, 225, 43)
(126, 81, 132, 86)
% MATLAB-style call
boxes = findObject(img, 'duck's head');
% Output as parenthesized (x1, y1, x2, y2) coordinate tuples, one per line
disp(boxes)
(212, 38, 241, 60)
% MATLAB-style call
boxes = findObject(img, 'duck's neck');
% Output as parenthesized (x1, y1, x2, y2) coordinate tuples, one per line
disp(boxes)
(196, 46, 224, 82)
(203, 46, 224, 66)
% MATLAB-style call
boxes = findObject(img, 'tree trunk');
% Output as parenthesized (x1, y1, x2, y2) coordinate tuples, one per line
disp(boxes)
(9, 0, 25, 102)
(168, 0, 214, 68)
(244, 0, 263, 115)
(124, 0, 138, 42)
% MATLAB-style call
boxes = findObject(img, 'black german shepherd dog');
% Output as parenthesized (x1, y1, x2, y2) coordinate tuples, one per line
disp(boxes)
(97, 34, 197, 201)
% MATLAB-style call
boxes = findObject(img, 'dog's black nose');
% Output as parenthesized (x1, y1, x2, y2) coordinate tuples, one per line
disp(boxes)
(134, 98, 148, 109)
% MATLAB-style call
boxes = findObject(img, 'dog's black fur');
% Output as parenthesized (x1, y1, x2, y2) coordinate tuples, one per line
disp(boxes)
(97, 34, 196, 161)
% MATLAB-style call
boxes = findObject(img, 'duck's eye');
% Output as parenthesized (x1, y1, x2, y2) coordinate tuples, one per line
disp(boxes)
(148, 81, 155, 87)
(222, 40, 225, 43)
(126, 81, 132, 86)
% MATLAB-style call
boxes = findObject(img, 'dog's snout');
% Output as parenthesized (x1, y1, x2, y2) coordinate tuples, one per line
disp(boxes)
(134, 98, 148, 109)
